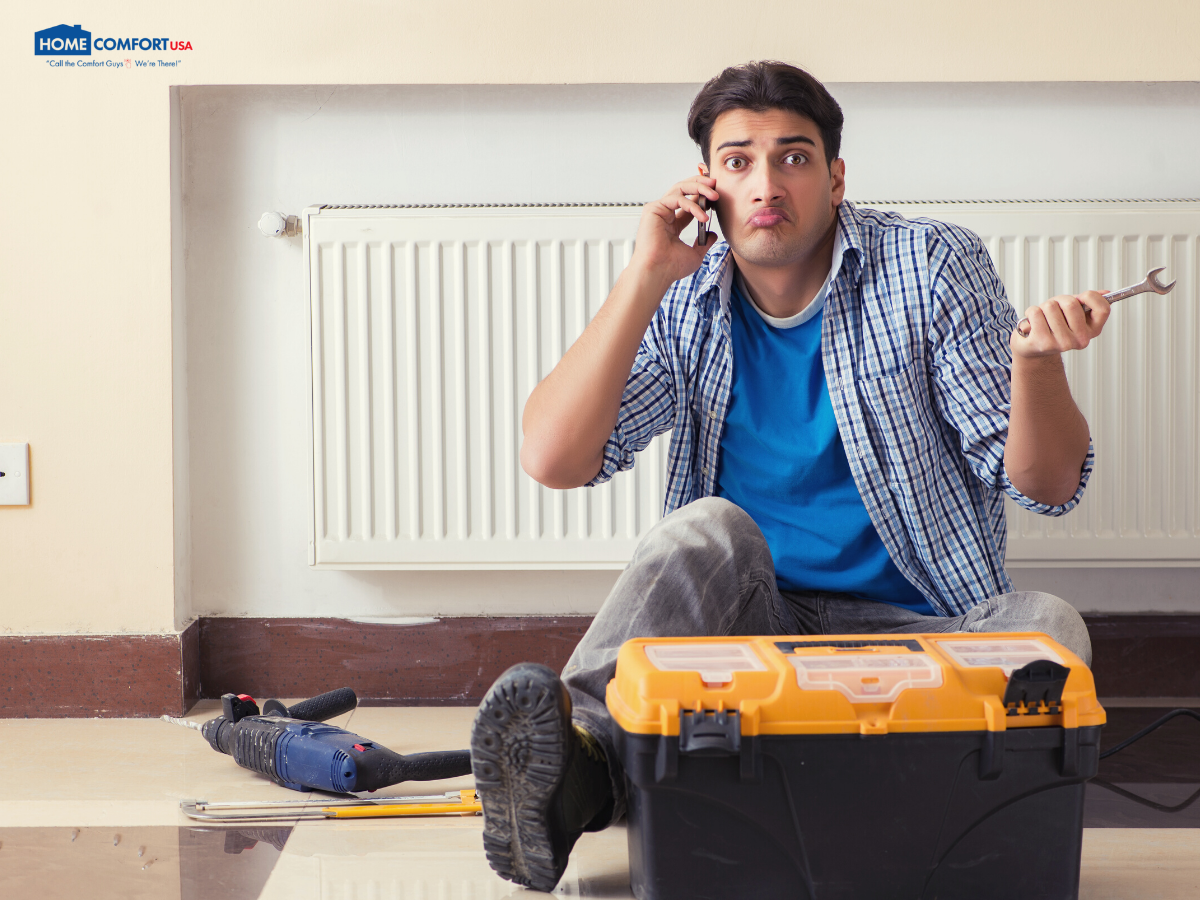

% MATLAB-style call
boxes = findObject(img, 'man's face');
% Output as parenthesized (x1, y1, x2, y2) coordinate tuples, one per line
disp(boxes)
(703, 108, 846, 267)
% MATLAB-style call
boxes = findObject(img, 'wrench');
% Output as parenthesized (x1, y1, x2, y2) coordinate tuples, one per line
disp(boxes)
(1016, 267, 1176, 337)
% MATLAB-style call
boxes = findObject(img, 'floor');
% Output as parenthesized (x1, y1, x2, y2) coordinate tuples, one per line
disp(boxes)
(0, 702, 1197, 899)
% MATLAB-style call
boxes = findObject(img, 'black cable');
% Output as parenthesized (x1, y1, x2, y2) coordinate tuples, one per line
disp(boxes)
(1099, 707, 1200, 760)
(1090, 778, 1200, 814)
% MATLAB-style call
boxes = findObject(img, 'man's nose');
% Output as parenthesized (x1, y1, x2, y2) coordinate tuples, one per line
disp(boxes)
(751, 165, 786, 204)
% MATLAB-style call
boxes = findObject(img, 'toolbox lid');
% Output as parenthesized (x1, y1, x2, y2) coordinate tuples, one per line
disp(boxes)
(606, 633, 1105, 737)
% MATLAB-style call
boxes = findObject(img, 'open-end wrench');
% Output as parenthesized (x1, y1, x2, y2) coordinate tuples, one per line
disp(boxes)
(1017, 267, 1177, 337)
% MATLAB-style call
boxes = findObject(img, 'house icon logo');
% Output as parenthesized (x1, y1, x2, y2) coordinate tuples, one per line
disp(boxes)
(34, 24, 91, 56)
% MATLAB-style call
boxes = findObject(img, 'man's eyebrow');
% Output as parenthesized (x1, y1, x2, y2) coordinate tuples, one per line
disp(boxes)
(713, 135, 817, 153)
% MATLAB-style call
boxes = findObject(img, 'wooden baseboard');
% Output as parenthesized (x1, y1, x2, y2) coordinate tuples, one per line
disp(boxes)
(0, 620, 199, 717)
(2, 613, 1196, 717)
(195, 616, 592, 705)
(1084, 614, 1200, 698)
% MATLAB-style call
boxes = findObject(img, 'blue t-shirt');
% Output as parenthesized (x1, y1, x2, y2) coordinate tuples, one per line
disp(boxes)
(714, 263, 934, 615)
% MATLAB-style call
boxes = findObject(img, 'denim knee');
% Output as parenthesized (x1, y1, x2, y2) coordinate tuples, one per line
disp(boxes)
(648, 497, 766, 556)
(982, 591, 1093, 668)
(666, 495, 751, 528)
(1031, 592, 1092, 668)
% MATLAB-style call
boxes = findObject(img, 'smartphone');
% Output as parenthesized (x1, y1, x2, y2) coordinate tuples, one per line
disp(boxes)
(697, 194, 710, 245)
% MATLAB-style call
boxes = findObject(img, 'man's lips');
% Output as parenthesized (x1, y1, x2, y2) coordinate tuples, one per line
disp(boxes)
(746, 208, 790, 228)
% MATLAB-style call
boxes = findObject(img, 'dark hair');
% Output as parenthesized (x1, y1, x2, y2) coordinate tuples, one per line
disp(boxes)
(687, 61, 844, 167)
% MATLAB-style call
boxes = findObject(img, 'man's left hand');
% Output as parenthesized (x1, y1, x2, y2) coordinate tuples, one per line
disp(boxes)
(1013, 291, 1111, 358)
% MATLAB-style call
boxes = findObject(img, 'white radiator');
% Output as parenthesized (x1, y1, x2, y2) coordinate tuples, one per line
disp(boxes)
(304, 202, 1200, 569)
(305, 205, 665, 568)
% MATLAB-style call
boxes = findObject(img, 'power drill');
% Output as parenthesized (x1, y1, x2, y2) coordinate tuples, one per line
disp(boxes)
(165, 687, 472, 793)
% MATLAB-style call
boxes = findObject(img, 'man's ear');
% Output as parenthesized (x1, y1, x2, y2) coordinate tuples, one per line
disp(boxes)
(698, 163, 709, 177)
(830, 158, 847, 206)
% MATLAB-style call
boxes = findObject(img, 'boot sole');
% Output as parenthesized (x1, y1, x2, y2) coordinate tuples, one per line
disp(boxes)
(470, 663, 572, 892)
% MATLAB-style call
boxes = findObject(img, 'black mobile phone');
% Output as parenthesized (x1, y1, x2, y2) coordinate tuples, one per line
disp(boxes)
(697, 194, 710, 245)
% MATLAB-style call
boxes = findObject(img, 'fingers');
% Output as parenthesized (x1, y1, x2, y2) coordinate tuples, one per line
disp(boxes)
(1014, 292, 1111, 356)
(645, 177, 719, 239)
(675, 174, 718, 201)
(665, 177, 718, 224)
(632, 176, 721, 277)
(675, 192, 713, 226)
(1017, 305, 1051, 349)
(646, 198, 690, 234)
(1027, 299, 1084, 351)
(1045, 296, 1088, 347)
(1079, 289, 1110, 334)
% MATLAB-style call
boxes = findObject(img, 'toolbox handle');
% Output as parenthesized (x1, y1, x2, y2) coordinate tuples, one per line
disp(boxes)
(775, 639, 925, 653)
(1003, 660, 1069, 714)
(680, 710, 740, 756)
(661, 710, 760, 784)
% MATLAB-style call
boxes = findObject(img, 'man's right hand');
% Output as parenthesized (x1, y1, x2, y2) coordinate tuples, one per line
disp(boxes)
(520, 176, 718, 489)
(630, 176, 719, 289)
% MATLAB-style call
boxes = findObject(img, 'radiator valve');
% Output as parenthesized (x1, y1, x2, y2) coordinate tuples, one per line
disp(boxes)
(259, 212, 302, 238)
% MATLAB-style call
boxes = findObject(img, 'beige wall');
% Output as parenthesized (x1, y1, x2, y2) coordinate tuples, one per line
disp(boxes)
(3, 0, 1197, 634)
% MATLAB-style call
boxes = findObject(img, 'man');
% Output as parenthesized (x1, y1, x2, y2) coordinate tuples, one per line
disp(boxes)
(470, 61, 1107, 892)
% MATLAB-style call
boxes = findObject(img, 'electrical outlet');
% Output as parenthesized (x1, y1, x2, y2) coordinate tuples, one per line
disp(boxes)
(0, 443, 30, 505)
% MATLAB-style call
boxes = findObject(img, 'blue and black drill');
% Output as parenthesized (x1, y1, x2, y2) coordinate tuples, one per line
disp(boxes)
(164, 688, 472, 793)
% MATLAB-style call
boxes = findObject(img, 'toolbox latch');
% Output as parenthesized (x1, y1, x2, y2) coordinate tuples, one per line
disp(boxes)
(679, 709, 740, 755)
(1003, 660, 1070, 715)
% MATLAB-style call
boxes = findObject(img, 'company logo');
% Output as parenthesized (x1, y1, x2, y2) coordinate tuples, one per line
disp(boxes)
(34, 24, 91, 55)
(34, 24, 194, 57)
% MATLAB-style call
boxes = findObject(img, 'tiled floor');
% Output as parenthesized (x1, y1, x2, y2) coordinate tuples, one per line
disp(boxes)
(0, 702, 1197, 898)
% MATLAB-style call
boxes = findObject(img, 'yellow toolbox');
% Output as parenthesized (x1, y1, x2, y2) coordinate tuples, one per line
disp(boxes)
(607, 633, 1105, 900)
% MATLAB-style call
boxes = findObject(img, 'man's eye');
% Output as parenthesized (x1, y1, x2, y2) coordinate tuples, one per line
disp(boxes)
(724, 158, 745, 171)
(785, 153, 807, 165)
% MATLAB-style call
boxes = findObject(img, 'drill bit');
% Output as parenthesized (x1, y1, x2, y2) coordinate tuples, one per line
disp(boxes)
(161, 714, 204, 732)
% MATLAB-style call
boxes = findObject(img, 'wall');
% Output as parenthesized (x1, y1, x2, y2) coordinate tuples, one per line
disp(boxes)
(183, 82, 1200, 621)
(4, 1, 1200, 636)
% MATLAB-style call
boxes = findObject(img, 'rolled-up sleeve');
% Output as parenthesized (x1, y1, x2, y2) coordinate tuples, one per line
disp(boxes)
(999, 445, 1093, 515)
(927, 226, 1092, 517)
(585, 334, 677, 487)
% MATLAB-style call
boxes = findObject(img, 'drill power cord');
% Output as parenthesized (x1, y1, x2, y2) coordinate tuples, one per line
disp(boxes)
(1089, 707, 1200, 816)
(1098, 707, 1200, 760)
(1090, 779, 1200, 814)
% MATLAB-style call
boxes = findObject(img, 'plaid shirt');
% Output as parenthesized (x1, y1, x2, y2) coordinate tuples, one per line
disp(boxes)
(588, 201, 1093, 617)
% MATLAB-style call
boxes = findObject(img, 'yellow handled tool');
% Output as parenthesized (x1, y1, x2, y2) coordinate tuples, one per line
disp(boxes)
(325, 790, 480, 818)
(181, 789, 481, 822)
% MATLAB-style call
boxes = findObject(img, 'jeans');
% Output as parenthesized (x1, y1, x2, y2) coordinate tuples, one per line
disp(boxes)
(561, 496, 1093, 826)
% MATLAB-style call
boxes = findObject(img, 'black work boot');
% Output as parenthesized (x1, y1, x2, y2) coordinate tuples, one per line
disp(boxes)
(471, 663, 614, 892)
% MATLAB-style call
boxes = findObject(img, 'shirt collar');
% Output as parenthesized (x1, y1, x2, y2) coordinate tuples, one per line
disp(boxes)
(835, 200, 866, 282)
(691, 243, 733, 319)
